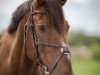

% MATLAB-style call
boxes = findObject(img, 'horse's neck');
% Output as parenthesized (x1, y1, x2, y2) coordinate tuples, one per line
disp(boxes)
(9, 17, 25, 63)
(15, 17, 40, 75)
(0, 35, 1, 46)
(7, 16, 34, 75)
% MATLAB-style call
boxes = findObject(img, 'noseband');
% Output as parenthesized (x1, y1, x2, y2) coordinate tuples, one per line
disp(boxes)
(24, 4, 71, 75)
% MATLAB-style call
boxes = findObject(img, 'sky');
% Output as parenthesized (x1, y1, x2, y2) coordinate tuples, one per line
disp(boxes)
(0, 0, 100, 36)
(64, 0, 100, 36)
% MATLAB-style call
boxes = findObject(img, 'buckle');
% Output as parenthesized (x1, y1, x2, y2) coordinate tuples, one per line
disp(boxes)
(39, 65, 50, 75)
(60, 47, 71, 60)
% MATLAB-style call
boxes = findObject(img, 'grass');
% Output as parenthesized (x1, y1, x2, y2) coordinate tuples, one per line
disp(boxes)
(72, 59, 100, 75)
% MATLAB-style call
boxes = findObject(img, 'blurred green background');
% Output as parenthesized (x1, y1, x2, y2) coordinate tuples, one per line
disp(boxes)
(68, 32, 100, 75)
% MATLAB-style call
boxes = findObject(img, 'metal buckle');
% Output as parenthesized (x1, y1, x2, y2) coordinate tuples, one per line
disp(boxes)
(60, 47, 71, 60)
(39, 65, 50, 75)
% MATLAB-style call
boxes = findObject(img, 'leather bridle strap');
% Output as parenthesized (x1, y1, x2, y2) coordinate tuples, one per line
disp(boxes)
(49, 52, 66, 75)
(30, 11, 48, 15)
(29, 12, 43, 65)
(24, 8, 71, 75)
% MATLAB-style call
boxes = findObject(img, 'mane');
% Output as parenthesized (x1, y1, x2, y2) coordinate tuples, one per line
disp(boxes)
(45, 0, 65, 34)
(8, 0, 32, 33)
(8, 0, 65, 35)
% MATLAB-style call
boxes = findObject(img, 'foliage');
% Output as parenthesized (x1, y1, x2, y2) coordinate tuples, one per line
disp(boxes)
(68, 32, 100, 60)
(89, 42, 100, 59)
(68, 32, 100, 46)
(72, 59, 100, 75)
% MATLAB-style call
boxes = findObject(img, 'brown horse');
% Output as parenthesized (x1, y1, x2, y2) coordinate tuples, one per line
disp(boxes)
(0, 0, 74, 75)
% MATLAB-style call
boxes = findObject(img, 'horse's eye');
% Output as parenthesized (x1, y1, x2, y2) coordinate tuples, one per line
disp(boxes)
(38, 25, 48, 32)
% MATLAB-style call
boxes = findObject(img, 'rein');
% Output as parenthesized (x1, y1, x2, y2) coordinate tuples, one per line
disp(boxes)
(24, 3, 71, 75)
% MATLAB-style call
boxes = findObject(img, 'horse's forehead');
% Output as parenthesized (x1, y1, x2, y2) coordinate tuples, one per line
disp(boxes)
(33, 5, 46, 11)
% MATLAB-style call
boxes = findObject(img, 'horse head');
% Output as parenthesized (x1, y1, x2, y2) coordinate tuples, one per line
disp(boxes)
(24, 0, 73, 75)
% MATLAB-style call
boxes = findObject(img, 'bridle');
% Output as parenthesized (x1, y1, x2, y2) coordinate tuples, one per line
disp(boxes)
(24, 2, 71, 75)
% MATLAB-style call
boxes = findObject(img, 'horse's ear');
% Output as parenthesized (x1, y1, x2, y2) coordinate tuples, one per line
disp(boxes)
(58, 0, 67, 6)
(33, 0, 45, 6)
